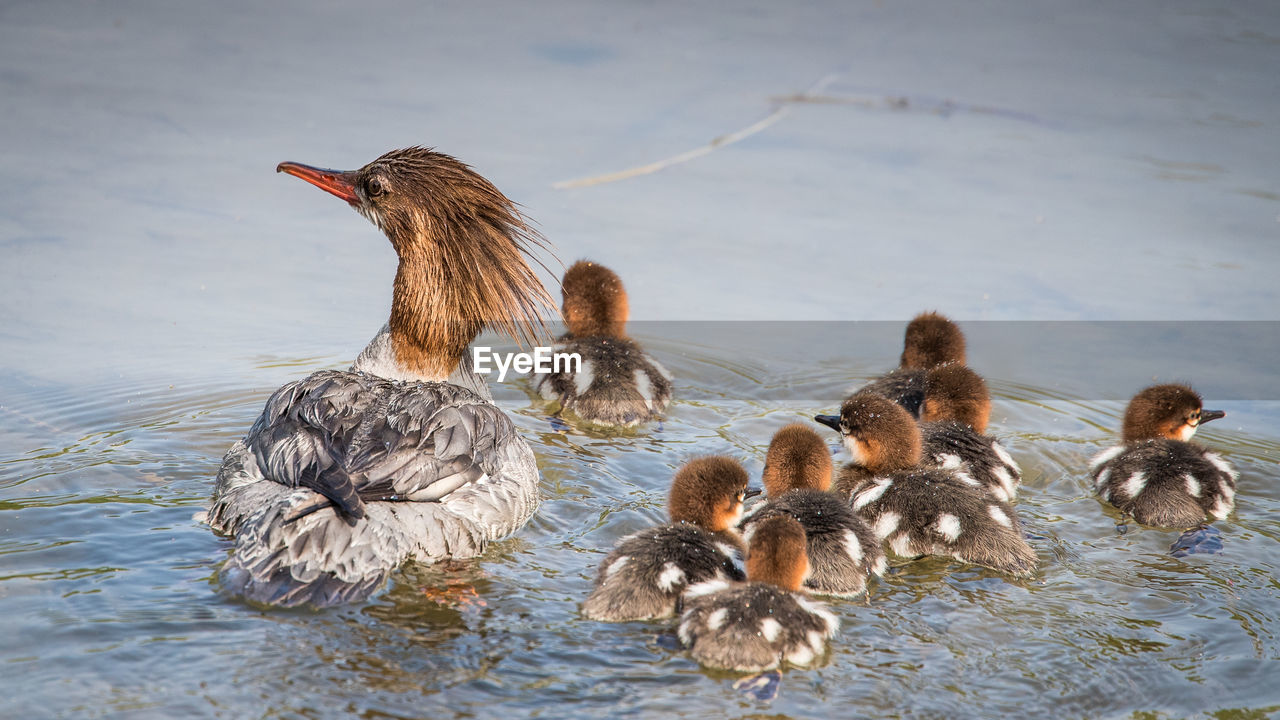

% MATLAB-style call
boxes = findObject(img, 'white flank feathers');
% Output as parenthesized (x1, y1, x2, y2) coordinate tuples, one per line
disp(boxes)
(854, 479, 893, 510)
(988, 505, 1012, 528)
(935, 513, 963, 543)
(1090, 445, 1127, 470)
(657, 562, 686, 592)
(1123, 471, 1148, 499)
(842, 530, 864, 563)
(873, 511, 901, 539)
(1184, 474, 1203, 498)
(760, 618, 782, 642)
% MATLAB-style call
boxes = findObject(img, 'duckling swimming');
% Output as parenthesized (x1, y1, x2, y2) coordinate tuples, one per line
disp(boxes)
(816, 395, 1037, 577)
(534, 260, 672, 426)
(739, 424, 884, 597)
(582, 457, 757, 622)
(856, 311, 967, 418)
(678, 515, 840, 673)
(919, 363, 1022, 503)
(1091, 384, 1236, 528)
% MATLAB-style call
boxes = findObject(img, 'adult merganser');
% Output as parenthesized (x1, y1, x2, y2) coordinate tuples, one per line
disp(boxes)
(678, 515, 840, 673)
(582, 456, 757, 622)
(855, 311, 967, 418)
(739, 424, 884, 597)
(534, 260, 672, 426)
(918, 363, 1023, 503)
(1091, 384, 1236, 528)
(815, 395, 1037, 577)
(204, 147, 556, 607)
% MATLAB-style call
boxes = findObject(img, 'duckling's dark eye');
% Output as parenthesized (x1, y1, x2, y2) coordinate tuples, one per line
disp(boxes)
(366, 177, 387, 198)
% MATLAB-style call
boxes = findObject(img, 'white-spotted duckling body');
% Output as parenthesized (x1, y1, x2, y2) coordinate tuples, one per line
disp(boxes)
(739, 425, 885, 597)
(918, 364, 1023, 503)
(854, 311, 967, 418)
(1091, 384, 1236, 528)
(816, 395, 1037, 577)
(534, 260, 672, 426)
(582, 457, 755, 621)
(679, 515, 840, 673)
(205, 147, 555, 608)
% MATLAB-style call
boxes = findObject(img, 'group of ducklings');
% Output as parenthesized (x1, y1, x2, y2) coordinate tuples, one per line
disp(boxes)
(537, 261, 1239, 675)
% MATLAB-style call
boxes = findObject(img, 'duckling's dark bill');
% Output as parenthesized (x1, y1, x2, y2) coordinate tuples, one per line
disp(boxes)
(1200, 409, 1226, 424)
(814, 414, 841, 431)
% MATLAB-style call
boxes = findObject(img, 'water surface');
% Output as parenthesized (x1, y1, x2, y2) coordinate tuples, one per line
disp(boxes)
(2, 0, 1279, 717)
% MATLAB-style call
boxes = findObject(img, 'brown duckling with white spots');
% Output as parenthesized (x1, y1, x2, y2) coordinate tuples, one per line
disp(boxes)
(1091, 384, 1236, 528)
(582, 457, 757, 622)
(678, 515, 840, 673)
(815, 395, 1037, 577)
(917, 363, 1023, 503)
(855, 311, 967, 418)
(739, 424, 885, 597)
(535, 260, 672, 426)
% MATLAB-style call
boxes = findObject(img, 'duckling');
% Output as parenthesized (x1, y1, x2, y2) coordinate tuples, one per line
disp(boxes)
(918, 363, 1022, 502)
(739, 424, 885, 597)
(582, 457, 758, 622)
(678, 515, 840, 673)
(534, 260, 672, 426)
(1091, 384, 1236, 528)
(815, 395, 1037, 577)
(855, 311, 967, 418)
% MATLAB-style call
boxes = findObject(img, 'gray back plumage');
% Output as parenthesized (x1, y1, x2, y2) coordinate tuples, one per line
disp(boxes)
(207, 369, 538, 607)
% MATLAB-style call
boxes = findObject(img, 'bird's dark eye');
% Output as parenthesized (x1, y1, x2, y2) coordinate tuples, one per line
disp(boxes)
(366, 177, 387, 198)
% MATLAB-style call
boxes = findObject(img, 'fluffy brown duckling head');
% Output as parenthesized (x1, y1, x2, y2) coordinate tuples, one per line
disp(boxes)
(922, 363, 992, 433)
(815, 394, 923, 473)
(1122, 383, 1225, 443)
(762, 424, 833, 496)
(668, 456, 759, 532)
(561, 259, 629, 338)
(745, 514, 810, 592)
(899, 311, 967, 370)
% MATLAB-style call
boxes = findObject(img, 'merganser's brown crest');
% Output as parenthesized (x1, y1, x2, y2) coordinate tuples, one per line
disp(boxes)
(281, 147, 556, 380)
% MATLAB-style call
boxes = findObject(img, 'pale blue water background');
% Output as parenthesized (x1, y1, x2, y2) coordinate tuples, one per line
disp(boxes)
(2, 1, 1279, 717)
